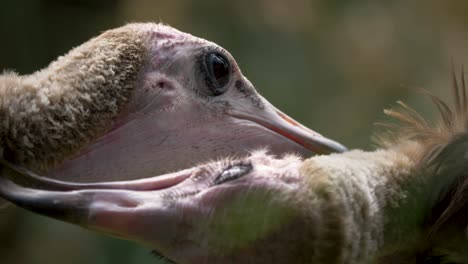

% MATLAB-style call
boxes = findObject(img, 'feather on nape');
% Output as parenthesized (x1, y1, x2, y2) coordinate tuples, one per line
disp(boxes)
(376, 65, 468, 235)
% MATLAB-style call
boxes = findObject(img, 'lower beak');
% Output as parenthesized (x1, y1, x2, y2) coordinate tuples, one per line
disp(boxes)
(228, 102, 347, 155)
(0, 159, 193, 238)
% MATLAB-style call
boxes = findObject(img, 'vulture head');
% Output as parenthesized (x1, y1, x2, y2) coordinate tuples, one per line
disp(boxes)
(0, 23, 345, 183)
(0, 152, 311, 263)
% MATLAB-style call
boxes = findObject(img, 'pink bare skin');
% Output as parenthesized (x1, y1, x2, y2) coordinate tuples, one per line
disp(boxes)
(48, 24, 345, 182)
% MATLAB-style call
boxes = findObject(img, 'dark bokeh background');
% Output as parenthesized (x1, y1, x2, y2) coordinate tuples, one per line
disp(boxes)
(1, 0, 468, 263)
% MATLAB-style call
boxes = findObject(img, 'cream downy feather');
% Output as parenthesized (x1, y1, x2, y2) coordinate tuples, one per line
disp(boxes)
(0, 26, 145, 171)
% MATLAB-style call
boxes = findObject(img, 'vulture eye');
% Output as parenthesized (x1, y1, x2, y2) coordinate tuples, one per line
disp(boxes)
(214, 162, 252, 185)
(204, 52, 231, 95)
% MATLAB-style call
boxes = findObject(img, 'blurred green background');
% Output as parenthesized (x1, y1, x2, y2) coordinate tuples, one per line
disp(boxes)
(1, 0, 468, 263)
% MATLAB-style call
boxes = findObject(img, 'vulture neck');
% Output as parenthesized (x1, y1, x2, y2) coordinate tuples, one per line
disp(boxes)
(298, 75, 468, 263)
(300, 146, 421, 260)
(0, 28, 146, 171)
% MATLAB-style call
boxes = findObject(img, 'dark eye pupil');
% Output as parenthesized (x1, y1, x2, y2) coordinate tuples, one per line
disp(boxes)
(206, 52, 231, 95)
(211, 54, 229, 82)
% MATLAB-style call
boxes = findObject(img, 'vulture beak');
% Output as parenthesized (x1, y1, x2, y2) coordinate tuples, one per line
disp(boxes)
(0, 155, 309, 263)
(227, 101, 347, 155)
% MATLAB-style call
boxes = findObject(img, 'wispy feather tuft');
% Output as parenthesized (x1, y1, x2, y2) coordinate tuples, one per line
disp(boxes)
(376, 64, 468, 234)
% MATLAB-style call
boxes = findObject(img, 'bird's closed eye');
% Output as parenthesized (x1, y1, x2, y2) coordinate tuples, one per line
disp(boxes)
(214, 162, 252, 185)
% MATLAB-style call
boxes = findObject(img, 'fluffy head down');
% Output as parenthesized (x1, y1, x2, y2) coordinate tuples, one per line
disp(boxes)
(0, 25, 147, 171)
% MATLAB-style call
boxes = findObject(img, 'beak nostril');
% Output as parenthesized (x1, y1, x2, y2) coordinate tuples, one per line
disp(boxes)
(157, 81, 165, 88)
